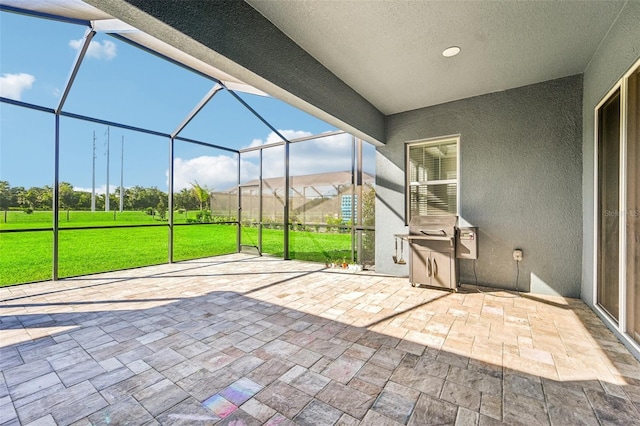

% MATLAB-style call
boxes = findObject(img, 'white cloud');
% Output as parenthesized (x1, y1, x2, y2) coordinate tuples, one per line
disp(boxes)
(171, 129, 375, 193)
(73, 184, 120, 195)
(172, 155, 254, 192)
(0, 73, 35, 100)
(249, 129, 312, 148)
(242, 129, 312, 159)
(69, 39, 117, 60)
(248, 130, 356, 177)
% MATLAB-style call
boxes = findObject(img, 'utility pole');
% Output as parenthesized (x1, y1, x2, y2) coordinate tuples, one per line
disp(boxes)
(120, 135, 124, 212)
(105, 126, 110, 212)
(91, 131, 96, 212)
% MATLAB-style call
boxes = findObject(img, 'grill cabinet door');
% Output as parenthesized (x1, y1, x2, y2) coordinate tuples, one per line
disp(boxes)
(410, 245, 431, 285)
(431, 251, 452, 289)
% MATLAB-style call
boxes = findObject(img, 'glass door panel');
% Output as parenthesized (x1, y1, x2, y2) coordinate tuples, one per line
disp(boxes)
(288, 134, 353, 263)
(261, 145, 285, 257)
(240, 185, 260, 253)
(626, 68, 640, 343)
(597, 90, 621, 321)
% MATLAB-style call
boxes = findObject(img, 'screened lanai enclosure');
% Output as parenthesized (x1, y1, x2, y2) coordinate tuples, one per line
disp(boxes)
(0, 4, 376, 286)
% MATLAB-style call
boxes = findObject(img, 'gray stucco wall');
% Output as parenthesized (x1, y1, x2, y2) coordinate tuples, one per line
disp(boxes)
(377, 75, 583, 297)
(581, 2, 640, 359)
(581, 1, 640, 307)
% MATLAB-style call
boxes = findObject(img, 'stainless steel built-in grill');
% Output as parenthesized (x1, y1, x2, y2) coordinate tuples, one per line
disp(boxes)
(407, 216, 458, 290)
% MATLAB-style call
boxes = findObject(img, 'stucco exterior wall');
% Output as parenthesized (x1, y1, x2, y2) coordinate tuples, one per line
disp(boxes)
(377, 75, 583, 297)
(581, 1, 640, 307)
(581, 1, 640, 359)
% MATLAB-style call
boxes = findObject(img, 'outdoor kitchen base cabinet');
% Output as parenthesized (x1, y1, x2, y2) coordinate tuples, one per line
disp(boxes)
(410, 245, 455, 289)
(407, 216, 458, 291)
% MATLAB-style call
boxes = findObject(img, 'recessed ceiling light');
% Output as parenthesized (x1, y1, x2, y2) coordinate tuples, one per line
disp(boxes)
(442, 46, 461, 58)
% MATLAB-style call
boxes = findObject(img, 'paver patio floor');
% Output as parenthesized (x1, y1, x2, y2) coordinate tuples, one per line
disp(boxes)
(1, 254, 639, 425)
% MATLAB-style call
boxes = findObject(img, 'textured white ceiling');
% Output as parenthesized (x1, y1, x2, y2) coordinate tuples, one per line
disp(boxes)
(247, 0, 626, 115)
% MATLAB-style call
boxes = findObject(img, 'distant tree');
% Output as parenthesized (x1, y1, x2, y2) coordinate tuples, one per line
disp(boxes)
(24, 187, 39, 209)
(156, 197, 167, 220)
(109, 192, 118, 209)
(38, 186, 53, 209)
(76, 191, 92, 209)
(114, 187, 122, 200)
(126, 185, 146, 210)
(58, 182, 76, 210)
(123, 186, 165, 210)
(11, 186, 27, 208)
(361, 187, 376, 265)
(0, 181, 10, 211)
(174, 188, 198, 211)
(0, 181, 177, 212)
(190, 181, 210, 211)
(362, 187, 375, 227)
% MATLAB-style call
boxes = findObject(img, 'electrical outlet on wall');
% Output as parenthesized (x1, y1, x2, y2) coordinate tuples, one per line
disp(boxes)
(513, 249, 523, 261)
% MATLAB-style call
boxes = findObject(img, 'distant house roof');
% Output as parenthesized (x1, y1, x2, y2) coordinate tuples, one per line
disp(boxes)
(222, 170, 374, 194)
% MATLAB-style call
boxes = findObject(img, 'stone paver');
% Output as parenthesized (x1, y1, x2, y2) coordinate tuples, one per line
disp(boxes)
(1, 254, 639, 425)
(255, 380, 311, 419)
(317, 381, 374, 419)
(408, 393, 457, 425)
(372, 389, 416, 424)
(293, 399, 343, 426)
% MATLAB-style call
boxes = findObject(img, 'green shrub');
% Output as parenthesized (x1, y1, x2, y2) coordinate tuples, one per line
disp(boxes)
(326, 215, 344, 233)
(156, 199, 167, 220)
(211, 215, 235, 223)
(195, 210, 211, 223)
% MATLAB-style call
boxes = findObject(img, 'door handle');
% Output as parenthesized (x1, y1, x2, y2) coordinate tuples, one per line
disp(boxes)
(427, 258, 432, 277)
(433, 258, 438, 276)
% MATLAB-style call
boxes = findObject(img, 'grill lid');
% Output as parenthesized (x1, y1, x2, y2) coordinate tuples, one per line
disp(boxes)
(409, 216, 457, 237)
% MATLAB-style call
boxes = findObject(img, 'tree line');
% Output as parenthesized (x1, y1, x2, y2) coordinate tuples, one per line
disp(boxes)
(0, 181, 210, 212)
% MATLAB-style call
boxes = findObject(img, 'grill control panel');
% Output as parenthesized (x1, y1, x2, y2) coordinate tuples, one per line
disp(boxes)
(456, 227, 478, 259)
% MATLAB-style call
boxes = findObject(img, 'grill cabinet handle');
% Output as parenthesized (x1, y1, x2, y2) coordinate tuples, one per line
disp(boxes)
(433, 258, 438, 276)
(427, 258, 432, 277)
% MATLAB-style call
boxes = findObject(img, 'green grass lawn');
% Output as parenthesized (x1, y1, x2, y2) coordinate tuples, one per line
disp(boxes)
(0, 209, 215, 230)
(241, 227, 352, 262)
(0, 211, 354, 286)
(0, 231, 53, 284)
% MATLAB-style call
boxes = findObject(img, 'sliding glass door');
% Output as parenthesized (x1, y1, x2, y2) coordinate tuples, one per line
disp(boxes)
(626, 67, 640, 344)
(597, 90, 620, 321)
(596, 61, 640, 346)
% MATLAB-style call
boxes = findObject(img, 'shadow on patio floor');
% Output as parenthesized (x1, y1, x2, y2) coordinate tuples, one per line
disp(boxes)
(1, 254, 639, 425)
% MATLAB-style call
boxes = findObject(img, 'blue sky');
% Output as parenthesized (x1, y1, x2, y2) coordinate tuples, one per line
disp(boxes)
(0, 10, 375, 193)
